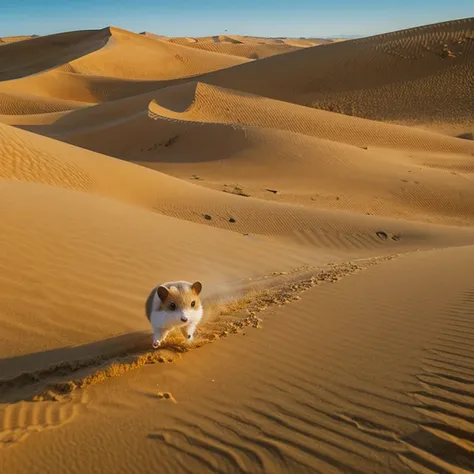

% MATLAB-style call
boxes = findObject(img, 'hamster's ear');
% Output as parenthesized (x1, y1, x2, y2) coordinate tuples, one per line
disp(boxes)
(157, 286, 169, 302)
(191, 281, 202, 295)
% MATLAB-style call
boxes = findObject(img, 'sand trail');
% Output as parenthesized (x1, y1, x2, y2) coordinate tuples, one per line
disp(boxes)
(4, 172, 473, 376)
(2, 247, 474, 473)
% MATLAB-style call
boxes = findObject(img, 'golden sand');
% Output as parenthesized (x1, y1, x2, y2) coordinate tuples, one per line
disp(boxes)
(0, 18, 473, 473)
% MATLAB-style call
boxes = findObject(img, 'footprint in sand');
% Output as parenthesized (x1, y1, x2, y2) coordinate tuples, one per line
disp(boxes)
(376, 231, 401, 242)
(156, 392, 177, 403)
(0, 390, 89, 448)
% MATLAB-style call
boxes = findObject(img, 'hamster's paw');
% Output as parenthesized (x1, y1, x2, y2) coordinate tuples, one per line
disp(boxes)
(152, 340, 161, 349)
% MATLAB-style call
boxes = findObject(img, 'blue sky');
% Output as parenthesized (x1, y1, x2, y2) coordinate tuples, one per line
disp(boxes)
(0, 0, 472, 38)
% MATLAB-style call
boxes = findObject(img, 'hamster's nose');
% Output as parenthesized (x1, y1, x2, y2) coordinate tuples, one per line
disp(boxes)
(181, 316, 188, 322)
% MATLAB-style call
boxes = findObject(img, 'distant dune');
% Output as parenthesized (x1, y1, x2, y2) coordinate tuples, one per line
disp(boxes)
(192, 18, 474, 133)
(1, 17, 474, 474)
(0, 35, 36, 45)
(0, 26, 249, 113)
(0, 31, 342, 59)
(152, 33, 341, 59)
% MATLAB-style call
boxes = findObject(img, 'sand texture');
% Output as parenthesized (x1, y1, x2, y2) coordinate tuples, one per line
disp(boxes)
(151, 34, 341, 59)
(1, 17, 474, 474)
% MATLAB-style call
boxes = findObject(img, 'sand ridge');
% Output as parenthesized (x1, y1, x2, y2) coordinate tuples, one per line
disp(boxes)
(0, 26, 250, 114)
(11, 81, 473, 226)
(151, 33, 341, 59)
(0, 35, 36, 45)
(1, 16, 474, 474)
(1, 19, 472, 130)
(179, 17, 474, 132)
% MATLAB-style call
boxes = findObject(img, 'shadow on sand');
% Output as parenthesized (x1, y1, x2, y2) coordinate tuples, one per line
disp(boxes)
(0, 330, 158, 403)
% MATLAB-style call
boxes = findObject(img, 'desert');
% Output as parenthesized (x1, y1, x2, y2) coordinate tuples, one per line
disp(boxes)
(0, 15, 473, 474)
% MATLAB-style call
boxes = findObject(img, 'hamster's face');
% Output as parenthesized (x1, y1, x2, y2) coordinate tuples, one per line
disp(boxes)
(156, 281, 203, 324)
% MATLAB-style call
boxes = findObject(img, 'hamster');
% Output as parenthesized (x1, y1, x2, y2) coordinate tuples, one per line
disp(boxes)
(145, 280, 203, 348)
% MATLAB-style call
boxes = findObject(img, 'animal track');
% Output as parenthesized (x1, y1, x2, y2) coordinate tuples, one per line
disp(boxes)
(0, 390, 89, 448)
(0, 256, 398, 407)
(156, 392, 177, 403)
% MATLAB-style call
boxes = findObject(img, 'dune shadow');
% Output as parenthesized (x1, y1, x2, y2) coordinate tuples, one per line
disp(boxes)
(0, 29, 113, 81)
(401, 425, 474, 471)
(0, 269, 340, 404)
(0, 330, 152, 403)
(147, 433, 165, 440)
(456, 132, 473, 141)
(139, 102, 261, 165)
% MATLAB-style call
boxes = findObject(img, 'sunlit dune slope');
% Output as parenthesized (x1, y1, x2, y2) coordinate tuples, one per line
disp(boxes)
(0, 26, 249, 81)
(0, 19, 471, 128)
(1, 17, 474, 474)
(152, 34, 337, 59)
(0, 178, 317, 364)
(13, 80, 474, 226)
(20, 81, 474, 153)
(4, 118, 474, 363)
(168, 41, 301, 59)
(2, 119, 474, 364)
(0, 26, 250, 113)
(4, 121, 472, 241)
(0, 35, 35, 45)
(2, 18, 471, 129)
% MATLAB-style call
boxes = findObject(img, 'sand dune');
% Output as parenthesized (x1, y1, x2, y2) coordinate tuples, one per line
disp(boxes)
(4, 119, 474, 374)
(1, 19, 471, 130)
(0, 29, 111, 81)
(153, 34, 337, 59)
(1, 16, 474, 474)
(0, 35, 35, 45)
(5, 122, 473, 238)
(189, 18, 474, 132)
(0, 27, 249, 113)
(0, 90, 87, 115)
(0, 27, 248, 81)
(149, 82, 473, 153)
(2, 245, 474, 473)
(54, 27, 251, 80)
(14, 82, 474, 225)
(0, 177, 318, 367)
(168, 41, 302, 59)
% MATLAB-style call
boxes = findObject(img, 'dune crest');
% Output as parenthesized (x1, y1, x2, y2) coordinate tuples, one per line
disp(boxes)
(152, 33, 342, 59)
(0, 26, 250, 113)
(194, 17, 474, 131)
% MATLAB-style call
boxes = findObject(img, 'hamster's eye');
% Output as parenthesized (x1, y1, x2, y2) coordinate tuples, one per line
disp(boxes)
(191, 301, 196, 308)
(169, 302, 176, 311)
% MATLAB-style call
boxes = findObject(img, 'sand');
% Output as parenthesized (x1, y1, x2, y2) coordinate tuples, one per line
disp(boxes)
(0, 17, 473, 474)
(151, 34, 341, 59)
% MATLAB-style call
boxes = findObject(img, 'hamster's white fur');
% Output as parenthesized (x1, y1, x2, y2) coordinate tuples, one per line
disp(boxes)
(145, 280, 203, 348)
